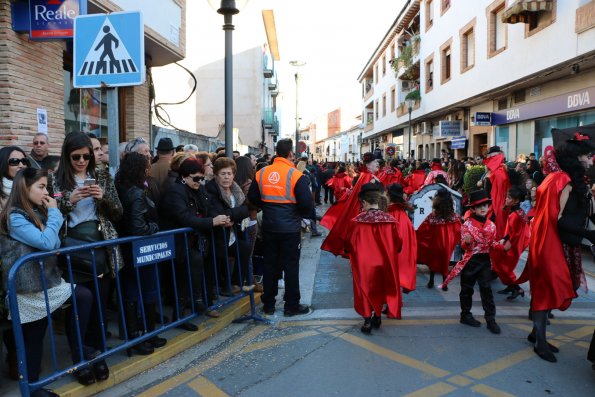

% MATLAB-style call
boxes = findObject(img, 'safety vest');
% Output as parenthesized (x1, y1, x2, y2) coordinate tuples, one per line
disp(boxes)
(256, 157, 303, 203)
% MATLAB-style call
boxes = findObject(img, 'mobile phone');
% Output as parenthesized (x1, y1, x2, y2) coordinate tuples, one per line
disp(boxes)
(84, 178, 96, 186)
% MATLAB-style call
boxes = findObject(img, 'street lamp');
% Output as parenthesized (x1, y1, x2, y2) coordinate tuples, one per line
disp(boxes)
(207, 0, 250, 158)
(290, 60, 306, 154)
(406, 97, 414, 160)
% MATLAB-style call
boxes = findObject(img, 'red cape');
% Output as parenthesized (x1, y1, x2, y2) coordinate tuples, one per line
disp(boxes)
(346, 210, 402, 318)
(490, 208, 530, 285)
(518, 172, 577, 311)
(403, 170, 426, 195)
(387, 203, 417, 291)
(416, 213, 461, 276)
(321, 171, 375, 256)
(379, 167, 404, 187)
(326, 172, 352, 201)
(484, 154, 511, 239)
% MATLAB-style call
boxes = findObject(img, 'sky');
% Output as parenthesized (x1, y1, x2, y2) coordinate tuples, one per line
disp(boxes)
(153, 0, 406, 136)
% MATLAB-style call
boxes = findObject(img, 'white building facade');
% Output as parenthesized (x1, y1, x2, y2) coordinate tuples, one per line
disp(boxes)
(358, 0, 595, 161)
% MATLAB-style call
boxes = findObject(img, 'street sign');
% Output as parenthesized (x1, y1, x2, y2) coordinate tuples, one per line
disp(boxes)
(298, 141, 307, 153)
(385, 146, 395, 156)
(29, 0, 83, 39)
(73, 11, 144, 88)
(474, 112, 492, 126)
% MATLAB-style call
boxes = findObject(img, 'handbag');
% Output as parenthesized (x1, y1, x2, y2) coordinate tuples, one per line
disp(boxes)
(59, 221, 108, 279)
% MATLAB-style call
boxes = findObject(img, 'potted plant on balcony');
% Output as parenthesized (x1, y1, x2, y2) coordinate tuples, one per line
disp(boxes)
(404, 89, 421, 104)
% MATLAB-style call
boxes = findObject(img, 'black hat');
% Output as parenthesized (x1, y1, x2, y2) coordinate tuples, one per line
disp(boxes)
(156, 137, 174, 152)
(467, 189, 492, 207)
(359, 181, 385, 195)
(487, 146, 501, 155)
(362, 152, 376, 164)
(387, 183, 405, 202)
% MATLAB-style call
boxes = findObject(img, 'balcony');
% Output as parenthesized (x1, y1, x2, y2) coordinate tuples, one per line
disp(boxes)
(268, 71, 277, 90)
(263, 53, 274, 78)
(364, 122, 374, 133)
(263, 108, 275, 128)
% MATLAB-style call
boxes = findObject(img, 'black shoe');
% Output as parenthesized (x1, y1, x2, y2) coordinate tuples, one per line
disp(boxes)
(497, 285, 513, 295)
(534, 347, 557, 363)
(441, 284, 448, 291)
(361, 318, 372, 334)
(176, 322, 198, 332)
(487, 321, 501, 334)
(147, 335, 167, 348)
(527, 333, 559, 353)
(548, 311, 554, 319)
(311, 231, 322, 237)
(460, 315, 481, 327)
(93, 360, 109, 381)
(127, 341, 154, 357)
(427, 279, 434, 288)
(263, 305, 275, 315)
(283, 304, 312, 317)
(371, 314, 381, 329)
(507, 287, 525, 301)
(74, 367, 96, 386)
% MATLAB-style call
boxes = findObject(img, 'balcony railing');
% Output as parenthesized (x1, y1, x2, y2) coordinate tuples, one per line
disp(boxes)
(268, 70, 277, 90)
(263, 108, 275, 128)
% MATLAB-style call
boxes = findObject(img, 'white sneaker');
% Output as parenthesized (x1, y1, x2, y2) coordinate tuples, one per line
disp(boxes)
(278, 279, 285, 289)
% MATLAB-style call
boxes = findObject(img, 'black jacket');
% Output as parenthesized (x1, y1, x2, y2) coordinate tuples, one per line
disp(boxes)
(116, 184, 159, 237)
(159, 179, 214, 233)
(205, 179, 249, 242)
(247, 173, 313, 234)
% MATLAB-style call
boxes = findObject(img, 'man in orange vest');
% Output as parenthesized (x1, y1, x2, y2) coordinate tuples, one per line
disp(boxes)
(248, 139, 314, 317)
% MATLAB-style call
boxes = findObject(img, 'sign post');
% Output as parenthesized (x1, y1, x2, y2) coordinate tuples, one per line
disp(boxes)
(74, 11, 144, 174)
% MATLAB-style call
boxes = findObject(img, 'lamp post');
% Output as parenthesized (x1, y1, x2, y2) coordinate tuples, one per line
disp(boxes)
(207, 0, 249, 158)
(406, 98, 414, 160)
(290, 60, 306, 154)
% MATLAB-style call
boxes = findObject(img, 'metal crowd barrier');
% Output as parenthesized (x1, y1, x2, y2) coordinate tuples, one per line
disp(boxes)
(7, 227, 265, 397)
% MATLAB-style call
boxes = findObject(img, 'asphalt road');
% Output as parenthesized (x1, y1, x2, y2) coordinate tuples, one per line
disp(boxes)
(100, 216, 595, 397)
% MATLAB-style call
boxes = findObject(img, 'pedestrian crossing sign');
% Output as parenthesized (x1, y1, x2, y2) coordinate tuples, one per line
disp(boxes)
(73, 11, 144, 88)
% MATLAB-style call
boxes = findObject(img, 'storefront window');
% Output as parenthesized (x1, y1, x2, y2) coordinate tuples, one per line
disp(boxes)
(63, 70, 108, 137)
(516, 121, 532, 159)
(534, 110, 595, 157)
(495, 126, 509, 160)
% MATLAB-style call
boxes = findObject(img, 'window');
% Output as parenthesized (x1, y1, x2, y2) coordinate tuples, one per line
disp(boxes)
(374, 64, 378, 84)
(390, 86, 396, 112)
(441, 0, 451, 15)
(440, 38, 452, 84)
(527, 0, 556, 36)
(382, 94, 386, 117)
(513, 89, 526, 104)
(460, 18, 476, 73)
(425, 54, 434, 93)
(382, 55, 386, 76)
(390, 43, 395, 61)
(425, 0, 434, 31)
(375, 99, 379, 120)
(487, 1, 507, 58)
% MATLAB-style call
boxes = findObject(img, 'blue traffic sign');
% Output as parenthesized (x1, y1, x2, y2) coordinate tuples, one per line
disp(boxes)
(73, 11, 144, 88)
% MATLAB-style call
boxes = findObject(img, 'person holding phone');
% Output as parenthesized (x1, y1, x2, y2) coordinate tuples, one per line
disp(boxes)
(48, 131, 123, 385)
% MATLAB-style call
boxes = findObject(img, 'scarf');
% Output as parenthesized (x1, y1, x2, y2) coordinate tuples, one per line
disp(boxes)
(2, 177, 13, 196)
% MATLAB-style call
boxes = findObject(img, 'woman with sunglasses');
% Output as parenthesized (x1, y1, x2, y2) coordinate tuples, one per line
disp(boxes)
(0, 146, 30, 380)
(160, 158, 230, 328)
(48, 131, 123, 385)
(0, 146, 30, 212)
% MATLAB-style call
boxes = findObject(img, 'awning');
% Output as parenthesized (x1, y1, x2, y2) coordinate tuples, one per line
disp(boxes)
(502, 0, 552, 24)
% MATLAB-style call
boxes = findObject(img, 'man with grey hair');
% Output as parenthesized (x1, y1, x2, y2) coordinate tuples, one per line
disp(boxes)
(28, 133, 55, 170)
(183, 144, 198, 154)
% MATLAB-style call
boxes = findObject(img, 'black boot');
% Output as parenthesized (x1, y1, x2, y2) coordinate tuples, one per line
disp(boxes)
(361, 317, 372, 334)
(507, 285, 525, 301)
(531, 310, 556, 363)
(172, 299, 198, 332)
(124, 302, 154, 357)
(144, 303, 167, 349)
(427, 272, 435, 288)
(497, 285, 514, 295)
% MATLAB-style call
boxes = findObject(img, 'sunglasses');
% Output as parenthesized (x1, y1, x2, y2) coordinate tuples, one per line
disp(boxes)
(71, 154, 92, 161)
(190, 175, 205, 183)
(33, 141, 47, 145)
(8, 158, 30, 166)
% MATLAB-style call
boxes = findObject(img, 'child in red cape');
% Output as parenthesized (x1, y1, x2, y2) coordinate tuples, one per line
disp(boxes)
(416, 189, 461, 290)
(325, 165, 352, 202)
(321, 153, 379, 257)
(345, 182, 402, 334)
(386, 183, 417, 293)
(491, 185, 530, 300)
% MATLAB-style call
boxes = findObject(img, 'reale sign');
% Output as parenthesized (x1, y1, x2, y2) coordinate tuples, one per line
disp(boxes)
(29, 0, 83, 39)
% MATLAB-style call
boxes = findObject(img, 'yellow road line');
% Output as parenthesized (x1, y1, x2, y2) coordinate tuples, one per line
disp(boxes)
(280, 320, 359, 327)
(575, 341, 591, 349)
(472, 383, 516, 397)
(187, 376, 229, 397)
(339, 333, 450, 378)
(138, 326, 267, 397)
(447, 375, 473, 386)
(563, 325, 594, 340)
(403, 382, 457, 397)
(242, 330, 319, 353)
(464, 348, 535, 380)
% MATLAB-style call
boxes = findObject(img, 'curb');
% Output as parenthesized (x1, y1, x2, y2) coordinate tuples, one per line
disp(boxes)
(54, 294, 260, 397)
